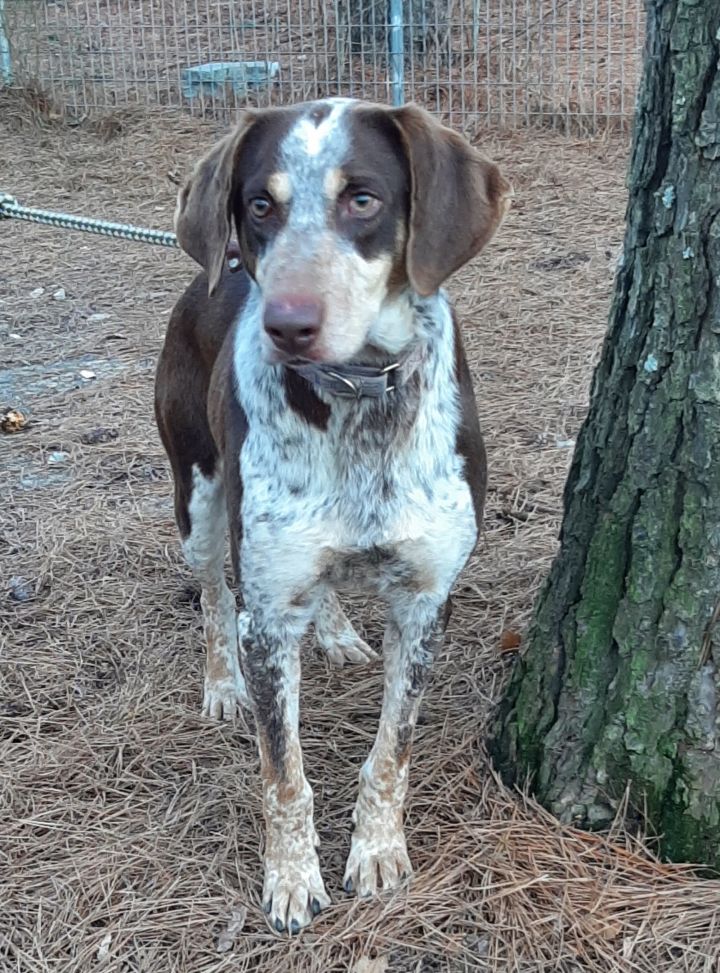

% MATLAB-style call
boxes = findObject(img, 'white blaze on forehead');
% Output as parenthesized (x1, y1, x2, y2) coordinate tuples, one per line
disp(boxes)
(278, 101, 353, 228)
(291, 99, 352, 157)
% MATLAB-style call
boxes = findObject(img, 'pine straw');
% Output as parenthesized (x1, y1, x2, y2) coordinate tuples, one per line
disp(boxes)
(2, 93, 719, 972)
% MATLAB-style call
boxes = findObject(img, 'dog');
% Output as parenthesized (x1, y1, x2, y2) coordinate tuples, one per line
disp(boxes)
(155, 98, 509, 934)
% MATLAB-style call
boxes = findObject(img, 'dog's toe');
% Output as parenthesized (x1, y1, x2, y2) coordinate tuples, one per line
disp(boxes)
(322, 632, 378, 668)
(343, 832, 412, 899)
(202, 672, 250, 721)
(314, 593, 377, 668)
(263, 869, 330, 936)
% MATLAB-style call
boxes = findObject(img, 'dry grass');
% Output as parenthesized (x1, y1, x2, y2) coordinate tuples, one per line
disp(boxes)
(2, 91, 719, 972)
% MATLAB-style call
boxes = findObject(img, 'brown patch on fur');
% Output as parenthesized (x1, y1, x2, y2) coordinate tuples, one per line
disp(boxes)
(257, 739, 281, 786)
(367, 749, 406, 818)
(156, 267, 252, 543)
(276, 750, 306, 803)
(155, 271, 246, 536)
(452, 313, 487, 533)
(283, 369, 331, 431)
(204, 622, 234, 683)
(386, 219, 410, 294)
(207, 329, 247, 584)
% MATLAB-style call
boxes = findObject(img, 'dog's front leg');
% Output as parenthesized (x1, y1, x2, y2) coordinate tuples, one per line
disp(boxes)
(344, 593, 450, 897)
(240, 610, 330, 933)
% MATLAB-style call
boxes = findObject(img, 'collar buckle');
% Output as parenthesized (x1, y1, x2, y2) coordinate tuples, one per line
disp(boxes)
(323, 369, 363, 398)
(286, 349, 419, 400)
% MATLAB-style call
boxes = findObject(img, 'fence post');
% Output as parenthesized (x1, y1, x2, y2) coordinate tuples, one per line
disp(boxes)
(388, 0, 405, 106)
(0, 0, 12, 85)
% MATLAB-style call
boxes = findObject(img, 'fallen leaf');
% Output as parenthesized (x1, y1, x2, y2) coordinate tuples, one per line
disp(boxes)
(499, 629, 522, 653)
(96, 931, 112, 964)
(216, 906, 247, 953)
(353, 958, 388, 973)
(1, 408, 28, 432)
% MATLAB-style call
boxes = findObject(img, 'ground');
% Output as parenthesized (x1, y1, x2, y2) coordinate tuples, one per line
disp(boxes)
(2, 93, 719, 972)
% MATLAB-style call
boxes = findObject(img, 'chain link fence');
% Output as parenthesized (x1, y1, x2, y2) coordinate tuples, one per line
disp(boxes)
(1, 0, 644, 132)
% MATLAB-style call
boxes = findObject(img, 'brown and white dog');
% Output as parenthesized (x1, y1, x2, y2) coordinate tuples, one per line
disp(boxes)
(155, 98, 509, 935)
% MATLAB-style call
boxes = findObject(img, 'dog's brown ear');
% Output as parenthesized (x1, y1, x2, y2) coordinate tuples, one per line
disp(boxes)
(174, 113, 255, 295)
(390, 104, 511, 297)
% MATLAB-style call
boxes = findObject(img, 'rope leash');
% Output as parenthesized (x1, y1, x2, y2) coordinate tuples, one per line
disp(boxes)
(0, 191, 178, 249)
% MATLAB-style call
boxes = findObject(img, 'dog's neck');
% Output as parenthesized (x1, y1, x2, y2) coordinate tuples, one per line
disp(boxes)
(284, 342, 424, 400)
(234, 286, 448, 406)
(361, 288, 418, 359)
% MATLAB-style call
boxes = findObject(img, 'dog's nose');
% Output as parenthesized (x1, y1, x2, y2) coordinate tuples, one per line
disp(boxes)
(263, 297, 323, 356)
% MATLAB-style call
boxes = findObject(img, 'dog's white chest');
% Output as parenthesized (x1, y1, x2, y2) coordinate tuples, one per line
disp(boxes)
(234, 291, 478, 603)
(241, 436, 475, 601)
(239, 398, 476, 602)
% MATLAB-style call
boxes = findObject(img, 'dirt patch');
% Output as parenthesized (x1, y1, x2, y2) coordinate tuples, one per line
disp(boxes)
(2, 95, 719, 972)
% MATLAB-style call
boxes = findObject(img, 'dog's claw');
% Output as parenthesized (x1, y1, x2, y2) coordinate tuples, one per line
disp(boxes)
(344, 828, 413, 898)
(262, 847, 330, 935)
(202, 672, 250, 721)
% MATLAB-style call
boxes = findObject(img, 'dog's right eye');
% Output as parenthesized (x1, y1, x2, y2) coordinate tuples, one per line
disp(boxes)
(249, 198, 273, 219)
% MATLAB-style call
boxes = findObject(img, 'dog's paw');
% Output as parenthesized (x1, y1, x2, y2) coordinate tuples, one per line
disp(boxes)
(343, 828, 412, 898)
(318, 628, 378, 668)
(314, 595, 377, 668)
(262, 850, 330, 935)
(202, 671, 251, 721)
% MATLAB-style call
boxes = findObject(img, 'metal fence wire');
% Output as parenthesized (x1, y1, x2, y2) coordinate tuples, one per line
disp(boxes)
(1, 0, 644, 132)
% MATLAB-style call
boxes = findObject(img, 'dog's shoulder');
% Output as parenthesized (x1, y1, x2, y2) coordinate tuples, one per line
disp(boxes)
(168, 269, 251, 368)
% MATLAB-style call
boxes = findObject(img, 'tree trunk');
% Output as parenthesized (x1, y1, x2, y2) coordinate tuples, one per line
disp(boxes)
(491, 0, 720, 867)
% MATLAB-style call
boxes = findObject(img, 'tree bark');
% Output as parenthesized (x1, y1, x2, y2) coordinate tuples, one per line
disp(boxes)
(491, 0, 720, 867)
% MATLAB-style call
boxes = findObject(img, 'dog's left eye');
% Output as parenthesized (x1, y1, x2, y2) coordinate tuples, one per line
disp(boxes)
(249, 197, 273, 219)
(347, 192, 381, 218)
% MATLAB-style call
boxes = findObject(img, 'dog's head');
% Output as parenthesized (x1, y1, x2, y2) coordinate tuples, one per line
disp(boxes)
(175, 99, 510, 364)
